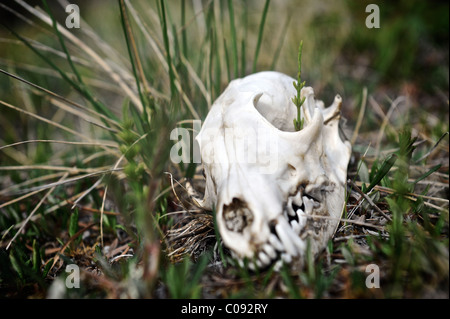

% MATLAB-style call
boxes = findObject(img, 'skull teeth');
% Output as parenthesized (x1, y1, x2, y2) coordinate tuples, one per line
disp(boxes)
(235, 189, 321, 271)
(263, 243, 277, 259)
(303, 196, 315, 214)
(287, 206, 297, 217)
(269, 233, 285, 252)
(282, 218, 306, 252)
(281, 253, 292, 264)
(290, 219, 301, 234)
(275, 220, 298, 257)
(258, 251, 271, 265)
(296, 209, 307, 228)
(244, 207, 309, 270)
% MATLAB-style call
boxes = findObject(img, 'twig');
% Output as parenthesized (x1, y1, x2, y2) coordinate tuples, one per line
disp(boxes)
(306, 214, 385, 231)
(348, 179, 392, 221)
(68, 200, 120, 216)
(352, 180, 449, 212)
(0, 172, 65, 196)
(0, 188, 46, 210)
(333, 234, 370, 242)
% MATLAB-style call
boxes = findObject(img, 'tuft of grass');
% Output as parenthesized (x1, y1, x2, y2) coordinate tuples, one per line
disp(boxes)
(163, 254, 209, 298)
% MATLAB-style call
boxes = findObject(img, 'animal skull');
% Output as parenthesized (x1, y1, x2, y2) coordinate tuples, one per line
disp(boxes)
(195, 71, 351, 269)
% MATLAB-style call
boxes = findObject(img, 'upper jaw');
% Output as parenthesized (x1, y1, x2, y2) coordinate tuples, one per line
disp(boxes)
(218, 179, 333, 270)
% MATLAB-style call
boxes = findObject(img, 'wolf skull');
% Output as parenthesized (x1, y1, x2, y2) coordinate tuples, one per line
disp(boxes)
(195, 71, 351, 269)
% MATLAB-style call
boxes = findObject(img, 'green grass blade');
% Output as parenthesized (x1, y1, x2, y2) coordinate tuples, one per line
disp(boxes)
(32, 239, 41, 273)
(69, 208, 79, 238)
(158, 0, 176, 99)
(42, 0, 119, 122)
(280, 263, 301, 298)
(252, 0, 270, 73)
(212, 206, 227, 268)
(223, 38, 231, 82)
(413, 164, 441, 185)
(42, 0, 82, 84)
(227, 0, 238, 78)
(118, 0, 151, 119)
(209, 28, 215, 102)
(366, 153, 397, 193)
(240, 39, 246, 77)
(270, 13, 290, 70)
(181, 0, 188, 58)
(9, 253, 24, 281)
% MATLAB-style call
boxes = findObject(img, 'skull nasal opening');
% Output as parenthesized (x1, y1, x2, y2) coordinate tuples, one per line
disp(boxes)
(222, 198, 254, 233)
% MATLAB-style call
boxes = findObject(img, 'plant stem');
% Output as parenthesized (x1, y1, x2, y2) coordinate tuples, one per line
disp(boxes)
(292, 40, 305, 131)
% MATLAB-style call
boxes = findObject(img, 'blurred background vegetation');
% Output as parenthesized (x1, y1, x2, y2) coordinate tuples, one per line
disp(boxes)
(1, 0, 448, 145)
(0, 0, 448, 298)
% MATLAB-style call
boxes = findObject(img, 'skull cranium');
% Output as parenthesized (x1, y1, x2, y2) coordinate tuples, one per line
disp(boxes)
(195, 71, 351, 269)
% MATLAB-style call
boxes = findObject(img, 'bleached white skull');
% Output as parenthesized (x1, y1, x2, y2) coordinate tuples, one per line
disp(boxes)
(195, 71, 351, 269)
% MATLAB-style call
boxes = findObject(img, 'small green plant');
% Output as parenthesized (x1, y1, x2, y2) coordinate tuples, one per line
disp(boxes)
(292, 40, 306, 131)
(163, 254, 209, 298)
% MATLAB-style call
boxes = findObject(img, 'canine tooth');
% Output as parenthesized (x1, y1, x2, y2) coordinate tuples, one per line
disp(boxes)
(286, 200, 296, 216)
(287, 207, 296, 217)
(269, 234, 285, 252)
(303, 196, 315, 214)
(281, 253, 292, 263)
(258, 251, 271, 265)
(290, 219, 301, 234)
(282, 219, 306, 252)
(276, 220, 298, 257)
(263, 243, 277, 259)
(291, 233, 306, 252)
(274, 259, 283, 271)
(297, 209, 307, 227)
(305, 184, 313, 194)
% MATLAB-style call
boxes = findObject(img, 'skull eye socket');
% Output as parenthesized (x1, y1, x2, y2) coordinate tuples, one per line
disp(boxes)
(223, 198, 254, 233)
(253, 93, 296, 132)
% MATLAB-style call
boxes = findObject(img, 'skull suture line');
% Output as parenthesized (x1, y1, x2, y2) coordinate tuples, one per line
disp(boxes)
(195, 71, 351, 270)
